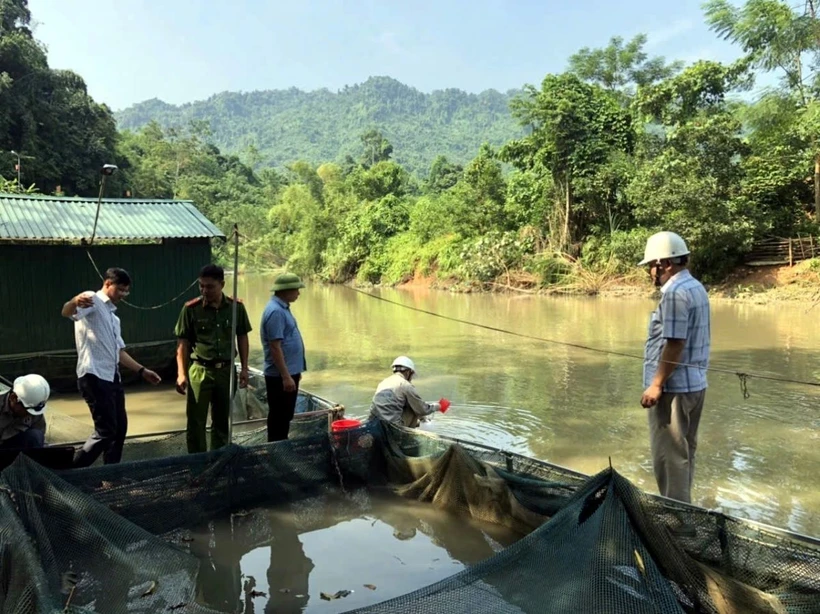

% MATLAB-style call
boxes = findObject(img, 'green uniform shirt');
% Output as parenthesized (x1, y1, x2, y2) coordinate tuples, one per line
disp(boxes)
(175, 295, 252, 362)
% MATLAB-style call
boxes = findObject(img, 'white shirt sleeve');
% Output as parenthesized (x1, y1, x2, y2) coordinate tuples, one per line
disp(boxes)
(70, 292, 98, 321)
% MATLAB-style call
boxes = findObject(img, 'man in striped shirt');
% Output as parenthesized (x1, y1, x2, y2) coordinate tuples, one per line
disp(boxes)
(639, 232, 711, 505)
(61, 267, 161, 467)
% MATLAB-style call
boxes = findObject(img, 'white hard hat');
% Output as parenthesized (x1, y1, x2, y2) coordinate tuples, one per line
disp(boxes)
(638, 231, 690, 266)
(12, 374, 50, 416)
(391, 356, 416, 373)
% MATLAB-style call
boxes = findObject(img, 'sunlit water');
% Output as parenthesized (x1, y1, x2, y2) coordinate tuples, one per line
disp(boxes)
(174, 488, 522, 613)
(48, 274, 820, 536)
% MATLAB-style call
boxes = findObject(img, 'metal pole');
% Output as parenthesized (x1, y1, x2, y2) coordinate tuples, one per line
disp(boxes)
(228, 224, 239, 443)
(88, 175, 107, 246)
(10, 150, 21, 185)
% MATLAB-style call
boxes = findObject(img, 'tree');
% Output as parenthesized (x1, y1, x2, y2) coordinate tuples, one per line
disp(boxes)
(287, 160, 324, 204)
(734, 94, 813, 234)
(359, 129, 393, 168)
(704, 0, 815, 101)
(634, 60, 750, 126)
(568, 34, 683, 97)
(449, 144, 507, 236)
(425, 155, 462, 193)
(500, 74, 634, 249)
(704, 0, 820, 215)
(0, 0, 119, 194)
(0, 0, 30, 34)
(271, 183, 330, 274)
(347, 160, 409, 201)
(626, 112, 753, 279)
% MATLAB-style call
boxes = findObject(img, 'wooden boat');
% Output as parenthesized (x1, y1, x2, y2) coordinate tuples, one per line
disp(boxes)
(1, 367, 345, 463)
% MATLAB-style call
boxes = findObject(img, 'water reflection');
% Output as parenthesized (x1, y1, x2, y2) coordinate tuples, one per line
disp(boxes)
(265, 513, 313, 614)
(189, 521, 243, 613)
(191, 489, 522, 613)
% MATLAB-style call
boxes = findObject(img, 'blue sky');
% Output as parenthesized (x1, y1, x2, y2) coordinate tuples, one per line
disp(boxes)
(29, 0, 747, 111)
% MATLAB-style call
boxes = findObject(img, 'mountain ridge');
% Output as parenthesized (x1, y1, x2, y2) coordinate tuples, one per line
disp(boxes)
(115, 76, 524, 174)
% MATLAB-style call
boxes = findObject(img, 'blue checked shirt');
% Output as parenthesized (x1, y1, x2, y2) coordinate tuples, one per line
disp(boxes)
(643, 270, 711, 393)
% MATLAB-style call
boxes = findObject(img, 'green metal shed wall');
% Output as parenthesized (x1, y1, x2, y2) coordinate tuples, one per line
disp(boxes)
(0, 241, 210, 368)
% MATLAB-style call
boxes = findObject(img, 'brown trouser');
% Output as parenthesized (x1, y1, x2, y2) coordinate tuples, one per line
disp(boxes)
(648, 389, 705, 503)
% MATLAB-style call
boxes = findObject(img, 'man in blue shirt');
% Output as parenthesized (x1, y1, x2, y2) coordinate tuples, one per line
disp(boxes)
(260, 273, 307, 441)
(639, 231, 711, 505)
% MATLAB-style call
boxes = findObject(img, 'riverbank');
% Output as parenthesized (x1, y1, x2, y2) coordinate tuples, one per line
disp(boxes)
(388, 260, 820, 305)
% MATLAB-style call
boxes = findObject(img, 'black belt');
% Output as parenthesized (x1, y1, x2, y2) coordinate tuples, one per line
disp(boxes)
(191, 358, 230, 369)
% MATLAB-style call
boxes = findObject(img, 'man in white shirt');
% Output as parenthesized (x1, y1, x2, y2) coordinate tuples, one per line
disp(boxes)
(61, 267, 161, 466)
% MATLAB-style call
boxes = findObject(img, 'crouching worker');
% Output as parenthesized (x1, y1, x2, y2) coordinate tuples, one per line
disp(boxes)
(0, 374, 49, 449)
(369, 356, 450, 428)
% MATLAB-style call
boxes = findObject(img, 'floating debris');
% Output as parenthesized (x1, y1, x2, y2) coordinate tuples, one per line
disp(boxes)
(278, 588, 290, 594)
(167, 603, 187, 611)
(393, 528, 416, 540)
(633, 550, 646, 577)
(364, 584, 377, 591)
(60, 571, 78, 592)
(320, 590, 353, 601)
(249, 590, 267, 598)
(141, 581, 157, 597)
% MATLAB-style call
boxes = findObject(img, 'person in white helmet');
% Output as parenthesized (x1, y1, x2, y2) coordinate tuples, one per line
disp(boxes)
(639, 231, 711, 505)
(369, 356, 451, 427)
(0, 374, 50, 449)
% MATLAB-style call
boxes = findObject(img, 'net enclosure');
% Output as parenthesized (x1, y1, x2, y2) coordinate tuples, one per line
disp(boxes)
(1, 414, 819, 613)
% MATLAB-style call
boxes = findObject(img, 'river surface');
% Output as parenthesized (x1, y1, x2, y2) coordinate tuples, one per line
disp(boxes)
(49, 274, 820, 537)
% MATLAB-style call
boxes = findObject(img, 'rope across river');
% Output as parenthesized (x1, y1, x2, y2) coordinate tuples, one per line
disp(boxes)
(347, 286, 820, 400)
(83, 229, 241, 311)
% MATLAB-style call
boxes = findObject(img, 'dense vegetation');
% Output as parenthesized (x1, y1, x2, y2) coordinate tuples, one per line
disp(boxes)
(3, 0, 820, 290)
(0, 0, 118, 195)
(114, 78, 523, 176)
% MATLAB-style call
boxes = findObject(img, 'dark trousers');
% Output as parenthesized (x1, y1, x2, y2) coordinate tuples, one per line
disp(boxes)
(265, 374, 301, 442)
(74, 373, 127, 467)
(0, 429, 45, 449)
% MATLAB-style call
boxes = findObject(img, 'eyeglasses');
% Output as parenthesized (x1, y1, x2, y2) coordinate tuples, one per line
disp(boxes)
(23, 401, 45, 413)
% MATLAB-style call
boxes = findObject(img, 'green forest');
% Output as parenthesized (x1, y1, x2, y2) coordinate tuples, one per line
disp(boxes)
(3, 0, 820, 289)
(114, 78, 523, 176)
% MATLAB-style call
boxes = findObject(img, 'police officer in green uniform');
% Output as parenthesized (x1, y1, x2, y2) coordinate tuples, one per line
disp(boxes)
(174, 264, 252, 454)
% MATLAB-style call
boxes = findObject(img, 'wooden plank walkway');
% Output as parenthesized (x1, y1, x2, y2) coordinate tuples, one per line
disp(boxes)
(744, 236, 820, 266)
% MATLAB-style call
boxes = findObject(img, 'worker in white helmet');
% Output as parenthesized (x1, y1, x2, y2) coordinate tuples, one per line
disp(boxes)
(0, 374, 50, 449)
(639, 231, 711, 506)
(369, 356, 451, 428)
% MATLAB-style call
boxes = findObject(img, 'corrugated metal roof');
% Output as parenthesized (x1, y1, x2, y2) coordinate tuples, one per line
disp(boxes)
(0, 194, 226, 241)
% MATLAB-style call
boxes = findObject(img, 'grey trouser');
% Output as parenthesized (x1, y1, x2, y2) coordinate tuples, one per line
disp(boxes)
(648, 389, 705, 503)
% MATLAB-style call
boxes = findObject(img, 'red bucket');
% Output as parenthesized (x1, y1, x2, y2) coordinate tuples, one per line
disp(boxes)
(331, 418, 362, 433)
